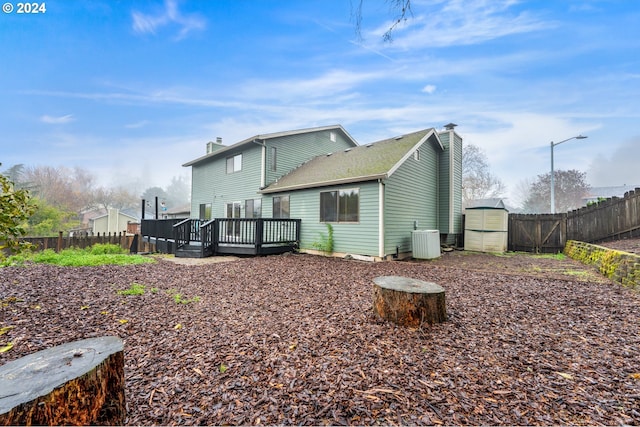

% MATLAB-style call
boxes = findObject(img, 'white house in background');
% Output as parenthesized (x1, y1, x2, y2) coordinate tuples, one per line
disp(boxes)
(582, 185, 640, 205)
(90, 208, 138, 235)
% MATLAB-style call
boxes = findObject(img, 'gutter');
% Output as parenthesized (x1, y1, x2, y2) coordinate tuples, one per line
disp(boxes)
(259, 173, 388, 194)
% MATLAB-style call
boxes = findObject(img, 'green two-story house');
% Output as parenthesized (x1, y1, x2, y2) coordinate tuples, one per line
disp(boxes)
(183, 123, 462, 260)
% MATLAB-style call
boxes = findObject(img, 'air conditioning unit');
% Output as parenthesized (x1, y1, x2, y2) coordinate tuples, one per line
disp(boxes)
(412, 230, 441, 259)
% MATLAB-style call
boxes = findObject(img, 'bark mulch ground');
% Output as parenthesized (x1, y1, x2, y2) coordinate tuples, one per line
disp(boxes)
(1, 251, 639, 425)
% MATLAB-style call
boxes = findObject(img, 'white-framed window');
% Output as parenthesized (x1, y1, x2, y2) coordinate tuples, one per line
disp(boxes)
(199, 203, 212, 220)
(329, 131, 337, 142)
(320, 188, 359, 223)
(414, 149, 420, 161)
(272, 195, 290, 219)
(226, 153, 242, 173)
(245, 198, 262, 218)
(226, 201, 241, 218)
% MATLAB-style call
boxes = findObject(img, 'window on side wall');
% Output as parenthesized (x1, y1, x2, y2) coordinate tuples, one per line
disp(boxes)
(226, 153, 242, 173)
(320, 189, 359, 223)
(245, 198, 262, 218)
(199, 203, 212, 220)
(272, 195, 290, 219)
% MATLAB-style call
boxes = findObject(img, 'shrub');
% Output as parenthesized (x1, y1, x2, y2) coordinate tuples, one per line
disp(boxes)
(1, 243, 153, 267)
(90, 243, 127, 255)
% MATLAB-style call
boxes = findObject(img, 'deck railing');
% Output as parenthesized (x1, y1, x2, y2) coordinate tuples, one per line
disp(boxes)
(173, 219, 203, 250)
(213, 218, 301, 255)
(142, 218, 300, 256)
(141, 218, 182, 240)
(200, 219, 215, 257)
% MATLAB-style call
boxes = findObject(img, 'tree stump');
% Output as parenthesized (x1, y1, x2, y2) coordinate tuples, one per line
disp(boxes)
(0, 336, 125, 426)
(373, 276, 446, 327)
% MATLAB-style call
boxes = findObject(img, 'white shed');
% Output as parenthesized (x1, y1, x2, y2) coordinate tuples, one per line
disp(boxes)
(464, 202, 508, 253)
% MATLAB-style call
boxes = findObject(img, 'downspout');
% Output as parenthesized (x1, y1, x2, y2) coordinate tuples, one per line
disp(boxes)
(253, 139, 266, 189)
(436, 151, 440, 232)
(378, 179, 385, 258)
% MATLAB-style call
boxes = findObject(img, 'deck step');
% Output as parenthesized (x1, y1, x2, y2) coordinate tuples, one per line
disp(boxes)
(175, 250, 205, 258)
(175, 244, 207, 258)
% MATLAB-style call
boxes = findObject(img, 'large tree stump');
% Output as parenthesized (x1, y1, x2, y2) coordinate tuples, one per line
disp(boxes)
(0, 336, 125, 426)
(373, 276, 446, 327)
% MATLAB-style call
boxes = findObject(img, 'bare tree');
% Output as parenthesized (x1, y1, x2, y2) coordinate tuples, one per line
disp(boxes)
(462, 143, 506, 208)
(93, 186, 138, 212)
(352, 0, 413, 41)
(521, 169, 590, 213)
(23, 166, 94, 215)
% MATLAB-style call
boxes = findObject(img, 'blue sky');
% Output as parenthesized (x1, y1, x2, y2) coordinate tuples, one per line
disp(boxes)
(1, 0, 639, 206)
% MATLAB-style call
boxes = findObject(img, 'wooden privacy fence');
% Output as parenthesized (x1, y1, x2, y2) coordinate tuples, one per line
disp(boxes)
(509, 188, 640, 253)
(567, 189, 640, 242)
(19, 232, 155, 254)
(508, 213, 567, 253)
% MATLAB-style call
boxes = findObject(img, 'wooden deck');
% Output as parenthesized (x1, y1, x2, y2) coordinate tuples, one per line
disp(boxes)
(141, 218, 300, 258)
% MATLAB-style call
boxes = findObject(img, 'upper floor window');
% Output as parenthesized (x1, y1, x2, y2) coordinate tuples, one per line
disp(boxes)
(226, 153, 242, 173)
(320, 188, 359, 223)
(273, 195, 290, 219)
(329, 131, 337, 142)
(414, 149, 420, 161)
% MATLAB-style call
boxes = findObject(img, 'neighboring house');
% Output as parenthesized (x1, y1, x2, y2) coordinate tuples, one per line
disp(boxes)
(90, 208, 138, 235)
(183, 124, 462, 259)
(582, 185, 640, 205)
(162, 203, 191, 219)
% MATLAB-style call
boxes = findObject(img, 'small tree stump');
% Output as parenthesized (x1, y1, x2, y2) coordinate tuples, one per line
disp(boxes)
(0, 336, 125, 426)
(373, 276, 446, 327)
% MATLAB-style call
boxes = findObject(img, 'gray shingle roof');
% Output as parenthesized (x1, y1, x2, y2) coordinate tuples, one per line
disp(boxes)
(183, 124, 357, 167)
(261, 128, 441, 194)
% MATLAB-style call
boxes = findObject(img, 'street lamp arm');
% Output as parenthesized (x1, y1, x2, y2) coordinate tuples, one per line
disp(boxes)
(551, 135, 588, 147)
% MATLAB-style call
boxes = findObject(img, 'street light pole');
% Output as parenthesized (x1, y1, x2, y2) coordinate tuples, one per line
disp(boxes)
(550, 135, 588, 213)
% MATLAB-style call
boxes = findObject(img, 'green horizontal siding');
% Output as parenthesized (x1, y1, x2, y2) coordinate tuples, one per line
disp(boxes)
(384, 141, 439, 255)
(191, 129, 355, 219)
(438, 131, 451, 232)
(282, 181, 380, 256)
(436, 130, 463, 241)
(265, 130, 355, 186)
(451, 132, 463, 234)
(191, 147, 262, 218)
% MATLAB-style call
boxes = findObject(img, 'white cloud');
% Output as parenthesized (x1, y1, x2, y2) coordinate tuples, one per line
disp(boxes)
(132, 0, 206, 40)
(422, 84, 436, 94)
(40, 114, 75, 124)
(238, 69, 385, 101)
(367, 0, 550, 49)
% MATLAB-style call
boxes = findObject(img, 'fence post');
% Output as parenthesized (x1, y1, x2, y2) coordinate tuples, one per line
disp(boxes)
(255, 219, 263, 255)
(57, 231, 63, 253)
(213, 220, 219, 255)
